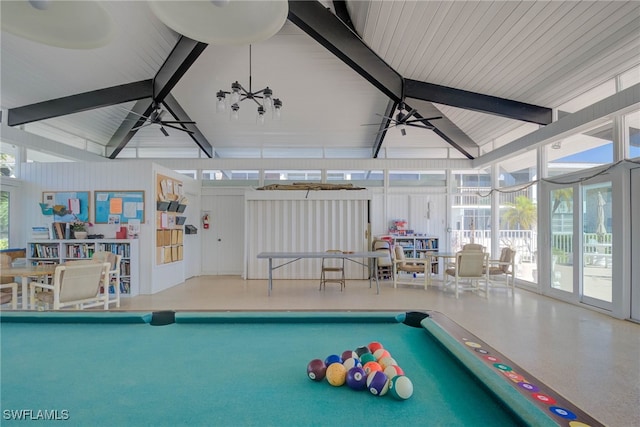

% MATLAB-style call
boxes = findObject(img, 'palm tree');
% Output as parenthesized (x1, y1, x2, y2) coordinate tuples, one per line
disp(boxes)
(551, 188, 573, 214)
(502, 196, 537, 230)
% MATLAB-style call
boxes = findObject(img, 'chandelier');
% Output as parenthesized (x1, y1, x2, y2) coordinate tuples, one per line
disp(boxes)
(216, 45, 282, 123)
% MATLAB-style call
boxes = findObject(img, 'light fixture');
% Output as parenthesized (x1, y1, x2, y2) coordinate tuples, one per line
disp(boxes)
(1, 0, 114, 49)
(216, 45, 283, 123)
(551, 141, 562, 149)
(148, 0, 288, 45)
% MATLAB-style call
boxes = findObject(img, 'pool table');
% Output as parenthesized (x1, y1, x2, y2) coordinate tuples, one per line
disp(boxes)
(0, 311, 601, 426)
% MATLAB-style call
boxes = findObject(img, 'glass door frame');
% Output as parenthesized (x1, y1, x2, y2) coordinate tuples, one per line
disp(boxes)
(541, 175, 613, 311)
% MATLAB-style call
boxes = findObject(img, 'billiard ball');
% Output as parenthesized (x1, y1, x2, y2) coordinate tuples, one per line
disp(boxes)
(368, 341, 383, 353)
(378, 356, 397, 370)
(306, 359, 327, 382)
(363, 361, 383, 376)
(341, 350, 358, 361)
(373, 349, 391, 361)
(342, 357, 362, 371)
(355, 346, 371, 357)
(366, 371, 389, 396)
(389, 375, 413, 400)
(345, 366, 367, 390)
(326, 363, 347, 386)
(384, 365, 404, 379)
(360, 353, 376, 365)
(324, 354, 342, 366)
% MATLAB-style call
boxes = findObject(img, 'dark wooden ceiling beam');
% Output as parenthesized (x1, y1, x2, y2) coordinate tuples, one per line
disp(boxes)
(288, 0, 403, 102)
(106, 35, 211, 158)
(7, 80, 153, 126)
(405, 79, 552, 125)
(162, 94, 213, 158)
(372, 99, 397, 158)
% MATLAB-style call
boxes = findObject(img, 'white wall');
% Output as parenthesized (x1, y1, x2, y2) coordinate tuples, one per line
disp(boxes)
(17, 160, 200, 295)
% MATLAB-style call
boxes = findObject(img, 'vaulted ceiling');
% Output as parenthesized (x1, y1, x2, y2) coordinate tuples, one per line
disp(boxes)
(1, 1, 638, 161)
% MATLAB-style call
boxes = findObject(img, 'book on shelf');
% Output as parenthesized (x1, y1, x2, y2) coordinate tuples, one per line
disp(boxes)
(31, 226, 50, 240)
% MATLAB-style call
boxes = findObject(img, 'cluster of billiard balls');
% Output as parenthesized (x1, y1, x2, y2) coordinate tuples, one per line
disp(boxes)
(306, 341, 413, 400)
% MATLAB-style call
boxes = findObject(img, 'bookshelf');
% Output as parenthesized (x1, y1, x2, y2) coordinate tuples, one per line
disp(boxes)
(27, 239, 139, 296)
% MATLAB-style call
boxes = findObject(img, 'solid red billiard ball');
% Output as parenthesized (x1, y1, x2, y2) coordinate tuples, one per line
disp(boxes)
(307, 359, 327, 381)
(368, 341, 383, 353)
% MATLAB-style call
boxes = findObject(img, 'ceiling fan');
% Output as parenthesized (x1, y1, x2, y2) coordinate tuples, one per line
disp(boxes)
(363, 103, 442, 136)
(124, 101, 196, 136)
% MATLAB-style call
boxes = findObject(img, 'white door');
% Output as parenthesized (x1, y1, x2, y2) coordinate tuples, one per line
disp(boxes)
(200, 195, 244, 275)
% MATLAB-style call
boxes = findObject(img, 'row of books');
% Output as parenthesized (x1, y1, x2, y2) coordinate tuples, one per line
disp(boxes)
(51, 222, 72, 240)
(30, 243, 60, 259)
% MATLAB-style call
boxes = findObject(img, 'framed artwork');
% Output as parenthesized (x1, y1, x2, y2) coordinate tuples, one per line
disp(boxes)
(42, 191, 90, 223)
(94, 190, 145, 224)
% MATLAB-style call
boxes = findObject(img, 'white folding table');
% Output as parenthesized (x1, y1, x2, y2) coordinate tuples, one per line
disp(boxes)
(256, 251, 386, 295)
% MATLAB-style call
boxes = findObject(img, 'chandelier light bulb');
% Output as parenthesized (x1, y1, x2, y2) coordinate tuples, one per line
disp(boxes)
(231, 104, 240, 120)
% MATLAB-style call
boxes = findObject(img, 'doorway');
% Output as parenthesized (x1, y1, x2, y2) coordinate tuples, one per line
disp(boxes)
(546, 179, 613, 311)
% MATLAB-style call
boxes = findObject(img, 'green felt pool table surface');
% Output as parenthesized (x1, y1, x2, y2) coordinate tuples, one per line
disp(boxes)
(0, 311, 600, 426)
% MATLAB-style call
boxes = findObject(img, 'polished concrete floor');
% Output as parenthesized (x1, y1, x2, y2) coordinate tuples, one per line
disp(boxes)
(120, 276, 638, 427)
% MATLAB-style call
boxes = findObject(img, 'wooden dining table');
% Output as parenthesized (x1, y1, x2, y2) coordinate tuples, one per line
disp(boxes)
(1, 264, 57, 309)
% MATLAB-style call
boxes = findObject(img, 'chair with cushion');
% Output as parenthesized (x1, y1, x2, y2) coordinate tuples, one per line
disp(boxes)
(485, 247, 516, 295)
(443, 250, 489, 298)
(29, 262, 111, 310)
(93, 251, 122, 307)
(320, 250, 345, 291)
(1, 254, 18, 304)
(462, 243, 485, 252)
(392, 245, 430, 290)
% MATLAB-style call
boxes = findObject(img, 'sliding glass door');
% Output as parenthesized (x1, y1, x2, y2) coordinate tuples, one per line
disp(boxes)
(547, 180, 613, 311)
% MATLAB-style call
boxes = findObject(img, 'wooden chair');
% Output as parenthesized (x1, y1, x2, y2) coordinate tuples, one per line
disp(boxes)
(392, 245, 430, 290)
(485, 247, 516, 295)
(443, 250, 489, 298)
(29, 262, 111, 310)
(320, 250, 345, 291)
(0, 282, 18, 309)
(93, 251, 122, 308)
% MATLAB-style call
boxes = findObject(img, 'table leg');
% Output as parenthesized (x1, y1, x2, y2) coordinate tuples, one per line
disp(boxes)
(21, 276, 29, 310)
(374, 258, 380, 294)
(268, 258, 273, 296)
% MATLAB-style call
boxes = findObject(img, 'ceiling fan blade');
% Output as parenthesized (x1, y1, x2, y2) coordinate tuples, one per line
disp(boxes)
(160, 126, 170, 137)
(401, 108, 417, 121)
(406, 122, 434, 129)
(130, 122, 152, 131)
(161, 123, 195, 134)
(375, 113, 396, 121)
(161, 120, 196, 125)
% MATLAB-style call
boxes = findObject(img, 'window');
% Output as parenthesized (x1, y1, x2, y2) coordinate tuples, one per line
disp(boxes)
(326, 170, 383, 186)
(389, 170, 446, 187)
(0, 190, 8, 249)
(546, 121, 614, 177)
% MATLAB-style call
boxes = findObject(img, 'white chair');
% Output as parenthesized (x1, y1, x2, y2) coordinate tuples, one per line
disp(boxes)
(485, 247, 516, 295)
(320, 250, 345, 291)
(372, 239, 393, 280)
(92, 251, 122, 308)
(29, 262, 110, 310)
(392, 245, 431, 290)
(443, 250, 489, 298)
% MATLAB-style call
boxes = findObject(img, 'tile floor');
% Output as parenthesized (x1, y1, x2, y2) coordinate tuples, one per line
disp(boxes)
(121, 275, 639, 426)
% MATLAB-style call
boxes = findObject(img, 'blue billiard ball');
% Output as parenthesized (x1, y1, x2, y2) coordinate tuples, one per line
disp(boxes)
(346, 367, 367, 390)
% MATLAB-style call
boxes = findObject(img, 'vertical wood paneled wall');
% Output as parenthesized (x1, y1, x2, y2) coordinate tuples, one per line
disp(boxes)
(246, 199, 368, 279)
